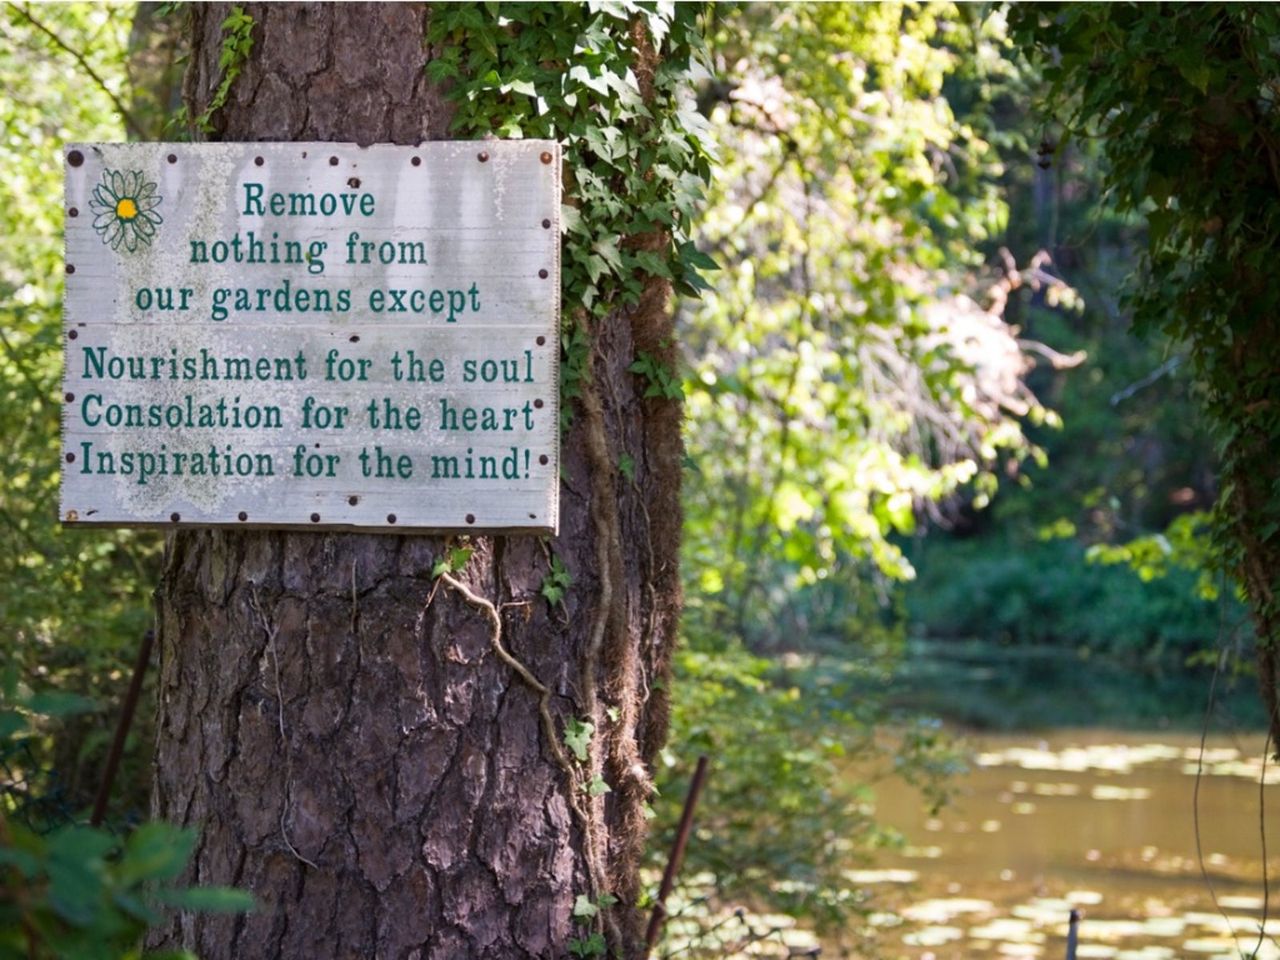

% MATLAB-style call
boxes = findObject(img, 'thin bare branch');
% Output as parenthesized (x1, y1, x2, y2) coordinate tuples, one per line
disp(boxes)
(8, 2, 146, 139)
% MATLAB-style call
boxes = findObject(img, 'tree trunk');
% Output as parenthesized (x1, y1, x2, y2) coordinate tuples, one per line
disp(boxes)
(150, 5, 684, 958)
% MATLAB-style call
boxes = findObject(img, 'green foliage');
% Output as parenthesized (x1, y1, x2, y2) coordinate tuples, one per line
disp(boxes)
(427, 2, 715, 421)
(910, 7, 1237, 681)
(566, 931, 606, 958)
(173, 5, 254, 135)
(539, 553, 573, 608)
(1, 816, 252, 960)
(568, 892, 614, 957)
(682, 3, 1060, 646)
(431, 545, 474, 578)
(657, 638, 962, 936)
(1, 686, 252, 960)
(908, 537, 1236, 662)
(571, 894, 597, 921)
(627, 350, 683, 401)
(2, 2, 162, 815)
(1010, 4, 1280, 660)
(656, 4, 1061, 940)
(562, 717, 594, 764)
(1086, 512, 1221, 600)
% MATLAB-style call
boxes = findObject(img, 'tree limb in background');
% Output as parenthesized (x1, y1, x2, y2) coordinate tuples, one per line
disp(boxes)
(7, 1, 145, 139)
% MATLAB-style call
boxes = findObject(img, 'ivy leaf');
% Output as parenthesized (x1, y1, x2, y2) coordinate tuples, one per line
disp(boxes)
(568, 932, 607, 958)
(677, 239, 718, 272)
(560, 204, 584, 234)
(568, 64, 609, 96)
(563, 717, 594, 762)
(572, 894, 598, 920)
(632, 250, 672, 278)
(541, 554, 573, 607)
(426, 58, 459, 83)
(585, 775, 611, 797)
(432, 546, 474, 579)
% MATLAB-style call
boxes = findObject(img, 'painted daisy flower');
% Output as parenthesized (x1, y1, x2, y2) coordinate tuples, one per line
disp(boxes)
(89, 169, 163, 252)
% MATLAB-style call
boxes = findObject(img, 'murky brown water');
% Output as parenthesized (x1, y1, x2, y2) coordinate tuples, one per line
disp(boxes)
(863, 730, 1280, 960)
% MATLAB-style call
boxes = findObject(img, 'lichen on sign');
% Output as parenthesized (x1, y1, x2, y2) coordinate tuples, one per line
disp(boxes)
(61, 141, 561, 534)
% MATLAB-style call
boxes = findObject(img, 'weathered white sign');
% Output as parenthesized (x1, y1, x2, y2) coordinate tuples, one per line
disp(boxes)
(61, 141, 560, 533)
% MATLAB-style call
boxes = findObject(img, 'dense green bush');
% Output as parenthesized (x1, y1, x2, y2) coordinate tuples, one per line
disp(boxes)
(906, 536, 1240, 660)
(655, 635, 962, 940)
(1, 681, 251, 960)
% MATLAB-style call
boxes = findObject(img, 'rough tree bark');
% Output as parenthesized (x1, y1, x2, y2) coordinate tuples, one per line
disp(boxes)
(150, 5, 684, 958)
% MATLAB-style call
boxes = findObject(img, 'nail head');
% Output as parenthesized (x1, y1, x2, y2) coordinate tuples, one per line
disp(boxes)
(166, 153, 177, 164)
(538, 269, 549, 279)
(65, 452, 75, 463)
(478, 151, 489, 163)
(68, 207, 79, 218)
(329, 156, 339, 166)
(67, 150, 84, 167)
(539, 454, 549, 465)
(465, 514, 475, 524)
(66, 264, 75, 275)
(310, 512, 321, 523)
(386, 514, 397, 524)
(254, 156, 264, 166)
(238, 511, 248, 521)
(540, 151, 553, 164)
(170, 512, 180, 523)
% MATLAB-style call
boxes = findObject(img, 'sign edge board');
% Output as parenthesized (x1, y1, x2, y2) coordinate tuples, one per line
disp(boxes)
(60, 140, 561, 536)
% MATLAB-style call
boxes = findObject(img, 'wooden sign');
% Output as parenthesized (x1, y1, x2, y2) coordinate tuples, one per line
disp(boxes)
(61, 142, 560, 534)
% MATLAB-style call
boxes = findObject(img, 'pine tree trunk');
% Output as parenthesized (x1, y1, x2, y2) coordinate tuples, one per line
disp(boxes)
(150, 5, 684, 958)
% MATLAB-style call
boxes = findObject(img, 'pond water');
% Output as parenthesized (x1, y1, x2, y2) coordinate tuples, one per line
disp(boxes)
(864, 729, 1280, 960)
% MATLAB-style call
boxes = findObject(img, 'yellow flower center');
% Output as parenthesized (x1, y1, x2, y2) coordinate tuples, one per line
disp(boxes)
(115, 197, 138, 220)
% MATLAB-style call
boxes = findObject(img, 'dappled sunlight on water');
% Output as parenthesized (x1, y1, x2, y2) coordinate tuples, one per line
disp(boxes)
(863, 731, 1280, 959)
